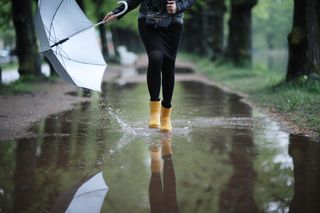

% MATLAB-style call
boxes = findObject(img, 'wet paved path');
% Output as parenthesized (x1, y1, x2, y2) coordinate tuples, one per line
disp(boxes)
(0, 66, 319, 213)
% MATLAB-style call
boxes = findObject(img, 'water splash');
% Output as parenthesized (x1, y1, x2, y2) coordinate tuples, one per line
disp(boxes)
(107, 106, 137, 135)
(96, 97, 137, 135)
(97, 100, 155, 138)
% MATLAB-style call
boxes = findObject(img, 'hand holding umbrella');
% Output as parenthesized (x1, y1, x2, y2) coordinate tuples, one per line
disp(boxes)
(103, 12, 118, 23)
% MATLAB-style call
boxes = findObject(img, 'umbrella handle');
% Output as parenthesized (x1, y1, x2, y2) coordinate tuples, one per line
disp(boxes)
(113, 1, 129, 18)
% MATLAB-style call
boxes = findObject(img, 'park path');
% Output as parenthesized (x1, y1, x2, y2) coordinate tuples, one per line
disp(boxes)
(0, 55, 319, 212)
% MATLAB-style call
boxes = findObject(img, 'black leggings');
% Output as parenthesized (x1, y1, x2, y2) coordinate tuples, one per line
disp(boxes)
(146, 51, 175, 108)
(138, 19, 183, 108)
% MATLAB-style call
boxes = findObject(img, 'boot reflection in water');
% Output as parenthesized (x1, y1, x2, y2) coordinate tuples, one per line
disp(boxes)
(149, 134, 179, 213)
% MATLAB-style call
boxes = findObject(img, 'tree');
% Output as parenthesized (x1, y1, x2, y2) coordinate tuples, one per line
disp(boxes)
(11, 0, 41, 77)
(286, 0, 320, 80)
(252, 0, 293, 50)
(0, 0, 15, 47)
(91, 0, 109, 58)
(225, 0, 258, 66)
(181, 2, 205, 54)
(84, 0, 141, 57)
(206, 0, 226, 60)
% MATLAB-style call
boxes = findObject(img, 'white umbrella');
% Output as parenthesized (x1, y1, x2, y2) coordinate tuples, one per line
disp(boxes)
(34, 0, 128, 91)
(66, 172, 109, 213)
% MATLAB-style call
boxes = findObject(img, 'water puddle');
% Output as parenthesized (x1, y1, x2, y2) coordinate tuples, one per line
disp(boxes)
(0, 76, 319, 212)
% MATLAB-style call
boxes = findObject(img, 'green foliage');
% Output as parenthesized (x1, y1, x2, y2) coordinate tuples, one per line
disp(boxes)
(256, 80, 320, 134)
(252, 0, 293, 49)
(0, 75, 56, 94)
(85, 0, 139, 31)
(1, 61, 17, 70)
(0, 0, 15, 45)
(0, 0, 294, 49)
(181, 53, 283, 93)
(0, 0, 11, 31)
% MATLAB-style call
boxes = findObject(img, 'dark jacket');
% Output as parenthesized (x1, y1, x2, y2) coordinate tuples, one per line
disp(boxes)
(112, 0, 195, 23)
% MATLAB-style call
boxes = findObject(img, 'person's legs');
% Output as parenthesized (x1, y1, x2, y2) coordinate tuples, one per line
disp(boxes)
(160, 56, 175, 132)
(161, 56, 176, 108)
(139, 19, 164, 128)
(138, 18, 164, 102)
(139, 19, 182, 130)
(147, 51, 163, 128)
(147, 51, 163, 102)
(159, 56, 176, 132)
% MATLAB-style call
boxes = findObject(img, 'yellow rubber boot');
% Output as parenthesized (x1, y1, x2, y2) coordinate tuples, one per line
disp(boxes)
(149, 101, 161, 128)
(161, 137, 173, 157)
(160, 106, 172, 132)
(150, 146, 162, 173)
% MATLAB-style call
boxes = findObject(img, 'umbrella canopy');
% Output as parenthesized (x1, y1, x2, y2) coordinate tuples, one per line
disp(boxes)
(51, 172, 109, 213)
(34, 0, 127, 91)
(66, 172, 108, 212)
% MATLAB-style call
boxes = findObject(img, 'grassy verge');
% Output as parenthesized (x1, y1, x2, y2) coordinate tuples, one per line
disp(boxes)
(180, 53, 320, 137)
(1, 62, 18, 70)
(0, 75, 58, 95)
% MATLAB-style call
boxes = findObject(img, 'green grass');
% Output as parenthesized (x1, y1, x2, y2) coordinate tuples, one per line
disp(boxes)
(180, 53, 320, 136)
(1, 62, 18, 70)
(0, 74, 58, 95)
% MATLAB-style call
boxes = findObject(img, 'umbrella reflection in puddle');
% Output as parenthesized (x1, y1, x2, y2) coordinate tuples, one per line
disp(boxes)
(51, 172, 108, 213)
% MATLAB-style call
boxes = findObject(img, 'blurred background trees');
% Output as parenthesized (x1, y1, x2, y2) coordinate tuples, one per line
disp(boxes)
(225, 0, 258, 66)
(286, 0, 320, 80)
(0, 0, 319, 82)
(11, 0, 41, 76)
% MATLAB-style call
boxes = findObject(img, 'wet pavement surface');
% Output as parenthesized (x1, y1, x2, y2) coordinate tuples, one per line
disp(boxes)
(0, 69, 319, 213)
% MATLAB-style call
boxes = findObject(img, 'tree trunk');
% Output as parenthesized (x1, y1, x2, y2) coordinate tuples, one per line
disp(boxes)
(181, 5, 204, 54)
(286, 0, 320, 80)
(98, 18, 109, 58)
(206, 0, 226, 60)
(225, 0, 258, 66)
(11, 0, 41, 76)
(111, 28, 120, 51)
(92, 0, 109, 58)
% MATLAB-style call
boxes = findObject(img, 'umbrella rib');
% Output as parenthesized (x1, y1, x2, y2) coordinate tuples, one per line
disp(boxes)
(50, 25, 58, 44)
(61, 55, 106, 66)
(55, 46, 73, 61)
(56, 46, 68, 69)
(63, 1, 128, 40)
(48, 0, 65, 44)
(53, 49, 106, 66)
(46, 24, 57, 45)
(55, 47, 105, 66)
(73, 188, 108, 198)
